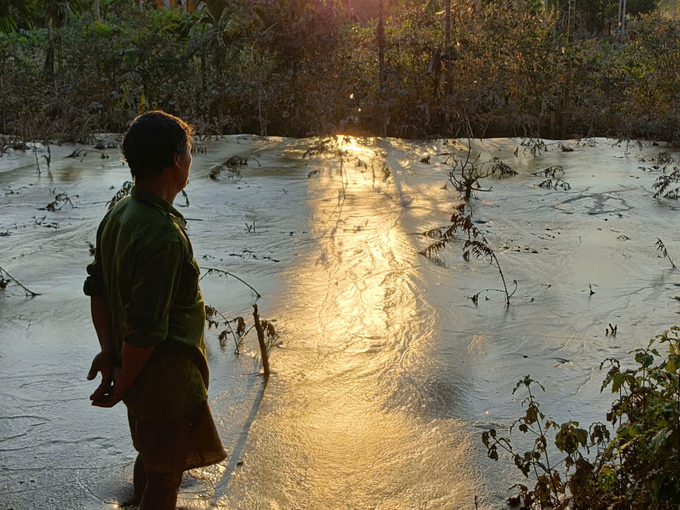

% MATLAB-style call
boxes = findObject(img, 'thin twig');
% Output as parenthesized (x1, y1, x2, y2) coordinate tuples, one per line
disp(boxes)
(200, 267, 262, 298)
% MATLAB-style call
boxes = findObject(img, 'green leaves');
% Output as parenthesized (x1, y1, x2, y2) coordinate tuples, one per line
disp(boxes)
(123, 47, 138, 67)
(649, 427, 670, 454)
(635, 350, 655, 368)
(513, 374, 545, 394)
(555, 421, 588, 455)
(485, 327, 680, 508)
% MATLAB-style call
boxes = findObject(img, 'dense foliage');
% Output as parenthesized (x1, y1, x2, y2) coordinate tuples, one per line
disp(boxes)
(1, 0, 679, 142)
(483, 326, 680, 509)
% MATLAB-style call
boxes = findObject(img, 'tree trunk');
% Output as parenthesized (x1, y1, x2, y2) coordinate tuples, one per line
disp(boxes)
(443, 0, 453, 133)
(622, 0, 627, 38)
(431, 47, 441, 102)
(0, 50, 6, 135)
(44, 18, 55, 80)
(95, 0, 101, 21)
(377, 0, 385, 88)
(200, 50, 207, 93)
(560, 0, 576, 139)
(377, 0, 387, 136)
(444, 0, 451, 98)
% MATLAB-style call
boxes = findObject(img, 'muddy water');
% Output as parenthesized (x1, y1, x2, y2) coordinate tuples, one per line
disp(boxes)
(0, 136, 678, 509)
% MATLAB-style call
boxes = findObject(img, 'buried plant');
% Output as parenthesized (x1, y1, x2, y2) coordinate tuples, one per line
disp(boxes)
(0, 265, 40, 297)
(302, 136, 342, 159)
(531, 166, 570, 190)
(66, 148, 91, 161)
(209, 155, 260, 180)
(657, 151, 675, 168)
(107, 181, 133, 210)
(420, 204, 516, 305)
(42, 143, 52, 172)
(531, 166, 565, 179)
(652, 168, 680, 200)
(448, 147, 493, 202)
(483, 326, 680, 509)
(656, 238, 676, 269)
(538, 178, 571, 191)
(204, 303, 278, 377)
(490, 158, 518, 178)
(42, 192, 75, 211)
(205, 305, 248, 353)
(519, 138, 549, 157)
(105, 181, 188, 208)
(372, 160, 392, 185)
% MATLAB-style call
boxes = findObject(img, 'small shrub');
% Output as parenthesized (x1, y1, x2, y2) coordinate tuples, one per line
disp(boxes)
(448, 148, 492, 202)
(43, 192, 75, 211)
(656, 238, 676, 268)
(420, 204, 516, 305)
(483, 326, 680, 509)
(490, 157, 518, 178)
(531, 166, 565, 179)
(538, 178, 571, 191)
(653, 168, 680, 200)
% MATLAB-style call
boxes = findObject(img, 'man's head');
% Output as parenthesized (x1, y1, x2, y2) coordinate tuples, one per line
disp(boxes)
(122, 111, 194, 187)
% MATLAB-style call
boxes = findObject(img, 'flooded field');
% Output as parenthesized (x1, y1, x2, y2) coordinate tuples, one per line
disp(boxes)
(0, 135, 678, 509)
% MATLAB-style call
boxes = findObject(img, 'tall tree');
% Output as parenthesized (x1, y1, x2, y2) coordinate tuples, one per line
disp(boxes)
(187, 0, 253, 129)
(41, 0, 81, 78)
(560, 0, 576, 138)
(618, 0, 627, 38)
(444, 0, 451, 98)
(377, 0, 385, 88)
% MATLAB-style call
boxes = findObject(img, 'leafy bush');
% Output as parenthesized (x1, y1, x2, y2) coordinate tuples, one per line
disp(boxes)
(483, 326, 680, 509)
(1, 1, 680, 141)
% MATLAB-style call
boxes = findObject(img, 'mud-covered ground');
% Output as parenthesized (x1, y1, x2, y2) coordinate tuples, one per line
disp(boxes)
(0, 135, 678, 509)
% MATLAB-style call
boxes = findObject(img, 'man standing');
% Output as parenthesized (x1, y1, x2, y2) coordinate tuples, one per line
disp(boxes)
(84, 111, 226, 509)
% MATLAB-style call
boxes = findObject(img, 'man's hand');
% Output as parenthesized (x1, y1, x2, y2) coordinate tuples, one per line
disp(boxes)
(90, 342, 155, 408)
(87, 350, 114, 403)
(91, 367, 135, 408)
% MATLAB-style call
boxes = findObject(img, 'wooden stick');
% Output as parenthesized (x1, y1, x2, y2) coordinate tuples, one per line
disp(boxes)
(252, 304, 270, 381)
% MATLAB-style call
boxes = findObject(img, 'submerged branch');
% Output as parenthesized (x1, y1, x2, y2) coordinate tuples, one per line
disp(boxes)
(0, 266, 40, 297)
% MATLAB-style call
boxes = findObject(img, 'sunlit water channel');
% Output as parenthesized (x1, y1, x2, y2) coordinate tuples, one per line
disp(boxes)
(0, 136, 678, 509)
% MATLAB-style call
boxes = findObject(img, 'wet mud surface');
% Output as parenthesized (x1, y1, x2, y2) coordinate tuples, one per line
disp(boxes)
(0, 136, 678, 509)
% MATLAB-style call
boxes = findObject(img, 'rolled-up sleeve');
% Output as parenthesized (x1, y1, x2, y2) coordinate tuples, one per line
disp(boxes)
(123, 240, 184, 348)
(84, 224, 105, 297)
(83, 259, 105, 297)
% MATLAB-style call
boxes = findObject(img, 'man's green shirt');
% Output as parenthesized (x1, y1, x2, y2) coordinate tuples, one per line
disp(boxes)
(84, 187, 208, 419)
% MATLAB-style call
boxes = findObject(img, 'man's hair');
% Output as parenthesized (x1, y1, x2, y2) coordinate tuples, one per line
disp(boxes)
(121, 111, 194, 180)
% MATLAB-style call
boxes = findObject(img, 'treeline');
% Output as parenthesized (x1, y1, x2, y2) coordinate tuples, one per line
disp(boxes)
(1, 0, 679, 142)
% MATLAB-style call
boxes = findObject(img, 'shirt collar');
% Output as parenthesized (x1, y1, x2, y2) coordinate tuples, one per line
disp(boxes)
(131, 186, 186, 226)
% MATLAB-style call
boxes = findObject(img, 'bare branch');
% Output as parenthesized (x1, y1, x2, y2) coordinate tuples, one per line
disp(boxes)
(200, 267, 262, 298)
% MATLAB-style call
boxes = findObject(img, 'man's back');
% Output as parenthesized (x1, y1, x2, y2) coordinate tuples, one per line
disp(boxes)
(85, 186, 208, 419)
